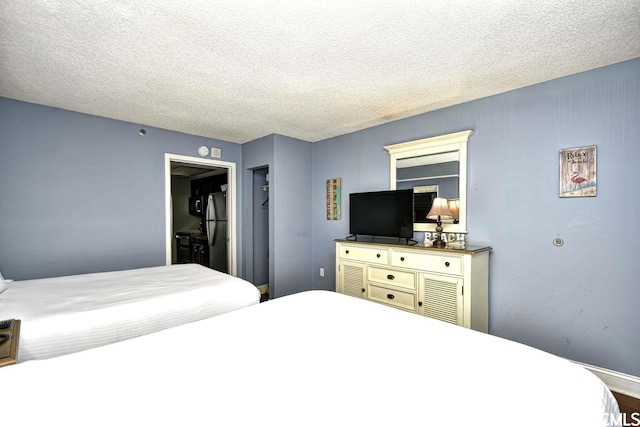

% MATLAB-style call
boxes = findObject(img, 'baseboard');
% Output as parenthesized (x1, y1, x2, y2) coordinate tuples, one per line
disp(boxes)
(573, 360, 640, 399)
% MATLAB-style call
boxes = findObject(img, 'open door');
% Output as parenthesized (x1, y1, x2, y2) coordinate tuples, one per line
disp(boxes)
(164, 153, 237, 276)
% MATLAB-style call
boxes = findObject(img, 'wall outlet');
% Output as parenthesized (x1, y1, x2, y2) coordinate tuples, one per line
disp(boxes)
(319, 268, 325, 277)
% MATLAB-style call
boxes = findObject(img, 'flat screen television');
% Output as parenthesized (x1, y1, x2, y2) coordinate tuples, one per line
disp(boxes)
(349, 189, 414, 241)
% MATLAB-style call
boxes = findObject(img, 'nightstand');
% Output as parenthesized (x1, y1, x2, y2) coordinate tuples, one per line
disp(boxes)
(0, 319, 21, 367)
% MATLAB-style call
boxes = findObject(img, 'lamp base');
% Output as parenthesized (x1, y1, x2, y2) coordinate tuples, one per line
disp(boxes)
(431, 238, 447, 248)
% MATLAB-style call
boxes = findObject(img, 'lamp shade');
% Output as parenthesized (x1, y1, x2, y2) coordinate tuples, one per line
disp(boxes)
(427, 197, 453, 220)
(447, 199, 460, 220)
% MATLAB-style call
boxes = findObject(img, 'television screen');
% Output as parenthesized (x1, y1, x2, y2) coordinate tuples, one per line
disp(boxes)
(349, 190, 414, 239)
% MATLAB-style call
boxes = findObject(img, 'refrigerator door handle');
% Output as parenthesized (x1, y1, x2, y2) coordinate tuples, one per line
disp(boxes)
(207, 220, 217, 246)
(207, 194, 216, 221)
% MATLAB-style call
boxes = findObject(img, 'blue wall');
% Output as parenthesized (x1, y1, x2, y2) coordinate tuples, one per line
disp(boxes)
(272, 134, 313, 297)
(241, 134, 313, 298)
(0, 98, 243, 280)
(311, 58, 640, 376)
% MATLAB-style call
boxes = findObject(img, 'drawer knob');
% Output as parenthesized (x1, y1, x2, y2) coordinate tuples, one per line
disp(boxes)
(345, 250, 349, 254)
(445, 261, 450, 267)
(418, 301, 423, 307)
(387, 274, 395, 280)
(361, 288, 365, 293)
(387, 294, 395, 300)
(376, 253, 381, 258)
(400, 257, 405, 261)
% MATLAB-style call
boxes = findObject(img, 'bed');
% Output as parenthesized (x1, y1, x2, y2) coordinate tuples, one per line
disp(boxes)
(0, 263, 260, 362)
(0, 290, 619, 427)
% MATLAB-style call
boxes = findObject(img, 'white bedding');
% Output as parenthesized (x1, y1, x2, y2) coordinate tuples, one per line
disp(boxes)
(0, 264, 260, 361)
(0, 290, 619, 427)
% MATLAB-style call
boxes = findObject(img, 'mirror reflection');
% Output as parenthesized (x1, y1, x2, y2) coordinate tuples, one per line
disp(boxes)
(411, 185, 439, 224)
(385, 130, 472, 234)
(395, 152, 460, 225)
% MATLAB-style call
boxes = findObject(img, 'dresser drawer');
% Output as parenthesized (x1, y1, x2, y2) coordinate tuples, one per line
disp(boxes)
(338, 244, 388, 265)
(368, 267, 415, 290)
(368, 284, 416, 312)
(391, 250, 463, 275)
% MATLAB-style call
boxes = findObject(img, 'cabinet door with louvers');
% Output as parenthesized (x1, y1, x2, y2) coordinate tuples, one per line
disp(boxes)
(418, 273, 463, 326)
(337, 260, 367, 299)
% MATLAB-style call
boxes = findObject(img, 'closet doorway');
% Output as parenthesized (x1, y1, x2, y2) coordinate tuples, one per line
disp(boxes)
(252, 167, 269, 299)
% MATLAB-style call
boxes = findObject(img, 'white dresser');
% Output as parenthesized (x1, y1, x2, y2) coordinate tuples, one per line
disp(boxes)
(335, 240, 491, 332)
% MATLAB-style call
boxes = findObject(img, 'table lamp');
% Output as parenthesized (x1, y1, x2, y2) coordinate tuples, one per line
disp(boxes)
(427, 197, 453, 248)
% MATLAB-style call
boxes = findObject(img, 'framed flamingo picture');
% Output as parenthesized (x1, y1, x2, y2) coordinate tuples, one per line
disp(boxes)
(559, 145, 597, 198)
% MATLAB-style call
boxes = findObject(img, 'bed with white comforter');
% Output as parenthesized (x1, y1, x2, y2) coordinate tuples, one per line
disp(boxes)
(0, 290, 619, 426)
(0, 263, 260, 361)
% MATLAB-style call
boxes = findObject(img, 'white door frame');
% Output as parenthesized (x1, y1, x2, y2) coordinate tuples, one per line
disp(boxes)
(164, 153, 237, 276)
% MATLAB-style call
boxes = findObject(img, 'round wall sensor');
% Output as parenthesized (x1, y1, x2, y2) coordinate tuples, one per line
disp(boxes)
(198, 146, 209, 157)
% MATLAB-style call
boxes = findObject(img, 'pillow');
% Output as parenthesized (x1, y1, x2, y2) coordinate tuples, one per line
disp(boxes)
(0, 272, 7, 294)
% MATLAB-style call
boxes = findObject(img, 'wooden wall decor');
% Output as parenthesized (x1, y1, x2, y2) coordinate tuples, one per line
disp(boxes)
(326, 178, 341, 220)
(559, 145, 597, 198)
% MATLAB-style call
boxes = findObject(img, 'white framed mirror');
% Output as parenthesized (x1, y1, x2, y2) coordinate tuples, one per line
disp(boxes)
(384, 130, 473, 234)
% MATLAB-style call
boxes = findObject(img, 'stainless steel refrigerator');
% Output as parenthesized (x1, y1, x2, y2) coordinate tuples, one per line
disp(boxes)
(204, 192, 228, 273)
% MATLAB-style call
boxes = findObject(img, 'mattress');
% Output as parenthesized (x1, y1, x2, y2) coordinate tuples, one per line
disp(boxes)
(0, 264, 260, 361)
(0, 290, 619, 427)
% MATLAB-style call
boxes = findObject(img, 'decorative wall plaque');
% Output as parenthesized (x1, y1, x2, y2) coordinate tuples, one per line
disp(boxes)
(559, 145, 597, 198)
(326, 178, 341, 220)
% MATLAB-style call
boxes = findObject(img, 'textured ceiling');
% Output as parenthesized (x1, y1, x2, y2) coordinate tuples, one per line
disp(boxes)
(1, 1, 639, 143)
